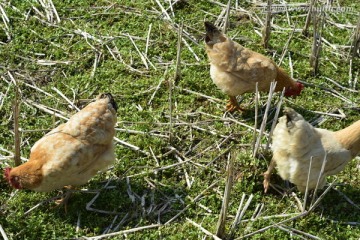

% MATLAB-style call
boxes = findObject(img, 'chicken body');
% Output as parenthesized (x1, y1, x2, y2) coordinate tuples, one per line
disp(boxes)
(264, 108, 360, 193)
(5, 93, 117, 191)
(204, 22, 303, 112)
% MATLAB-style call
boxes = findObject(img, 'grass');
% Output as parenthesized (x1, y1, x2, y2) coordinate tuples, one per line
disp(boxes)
(0, 0, 359, 239)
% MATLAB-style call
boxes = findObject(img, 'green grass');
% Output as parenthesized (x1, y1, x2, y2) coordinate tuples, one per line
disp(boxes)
(0, 0, 359, 239)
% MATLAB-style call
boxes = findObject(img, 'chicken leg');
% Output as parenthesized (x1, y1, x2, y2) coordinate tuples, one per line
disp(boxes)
(263, 158, 276, 193)
(55, 185, 74, 212)
(226, 96, 245, 112)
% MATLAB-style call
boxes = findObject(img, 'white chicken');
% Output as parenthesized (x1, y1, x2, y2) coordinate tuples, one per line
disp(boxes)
(264, 107, 360, 193)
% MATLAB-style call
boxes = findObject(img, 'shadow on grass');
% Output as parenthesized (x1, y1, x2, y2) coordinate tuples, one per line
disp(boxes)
(0, 173, 192, 238)
(315, 185, 360, 224)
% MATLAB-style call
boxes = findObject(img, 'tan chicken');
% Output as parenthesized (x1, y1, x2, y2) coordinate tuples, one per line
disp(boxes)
(263, 107, 360, 193)
(4, 93, 117, 193)
(204, 22, 304, 112)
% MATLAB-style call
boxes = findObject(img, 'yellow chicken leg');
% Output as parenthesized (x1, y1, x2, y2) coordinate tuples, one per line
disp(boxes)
(55, 185, 74, 212)
(263, 158, 276, 193)
(226, 96, 245, 112)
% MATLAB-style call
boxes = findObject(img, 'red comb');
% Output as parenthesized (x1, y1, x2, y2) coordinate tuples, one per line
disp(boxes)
(285, 82, 304, 97)
(297, 82, 304, 90)
(4, 167, 11, 182)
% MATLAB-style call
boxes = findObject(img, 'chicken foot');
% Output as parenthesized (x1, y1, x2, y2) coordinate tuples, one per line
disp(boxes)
(226, 96, 245, 112)
(55, 185, 74, 212)
(263, 158, 276, 193)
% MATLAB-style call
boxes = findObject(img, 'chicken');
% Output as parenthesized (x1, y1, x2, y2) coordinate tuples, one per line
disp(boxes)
(4, 93, 117, 193)
(263, 107, 360, 193)
(204, 22, 304, 112)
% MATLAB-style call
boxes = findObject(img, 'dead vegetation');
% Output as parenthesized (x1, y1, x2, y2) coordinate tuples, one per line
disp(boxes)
(0, 0, 359, 239)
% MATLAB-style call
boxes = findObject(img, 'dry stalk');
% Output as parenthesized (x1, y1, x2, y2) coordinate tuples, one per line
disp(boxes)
(240, 213, 298, 224)
(187, 196, 213, 213)
(215, 151, 234, 238)
(243, 203, 264, 234)
(331, 187, 360, 210)
(229, 193, 246, 238)
(348, 59, 353, 89)
(187, 218, 222, 240)
(73, 213, 81, 234)
(112, 213, 129, 232)
(126, 158, 193, 178)
(148, 67, 168, 105)
(297, 80, 354, 105)
(173, 151, 192, 189)
(325, 219, 360, 226)
(13, 78, 54, 97)
(309, 9, 324, 75)
(278, 26, 296, 66)
(164, 180, 219, 225)
(252, 83, 259, 151)
(0, 224, 9, 240)
(52, 87, 80, 111)
(229, 193, 254, 239)
(168, 74, 173, 144)
(86, 178, 123, 215)
(174, 22, 183, 83)
(83, 224, 162, 240)
(277, 224, 321, 240)
(199, 111, 269, 136)
(115, 128, 168, 139)
(253, 82, 276, 157)
(222, 0, 231, 34)
(291, 192, 304, 212)
(114, 136, 150, 156)
(24, 194, 66, 215)
(265, 89, 284, 151)
(0, 4, 11, 41)
(154, 0, 171, 20)
(350, 16, 360, 58)
(9, 72, 22, 166)
(145, 23, 152, 57)
(215, 7, 226, 28)
(90, 51, 102, 78)
(175, 86, 223, 103)
(128, 34, 149, 69)
(303, 157, 313, 212)
(105, 44, 145, 74)
(262, 0, 272, 48)
(234, 186, 335, 240)
(0, 147, 28, 162)
(323, 76, 358, 93)
(102, 215, 118, 234)
(308, 180, 337, 212)
(24, 99, 68, 120)
(310, 153, 328, 208)
(302, 0, 316, 36)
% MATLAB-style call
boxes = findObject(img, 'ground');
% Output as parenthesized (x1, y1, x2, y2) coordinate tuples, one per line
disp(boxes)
(0, 0, 359, 239)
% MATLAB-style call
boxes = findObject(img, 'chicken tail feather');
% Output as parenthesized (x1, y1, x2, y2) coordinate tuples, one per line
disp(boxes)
(100, 93, 118, 112)
(283, 107, 304, 129)
(204, 22, 225, 46)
